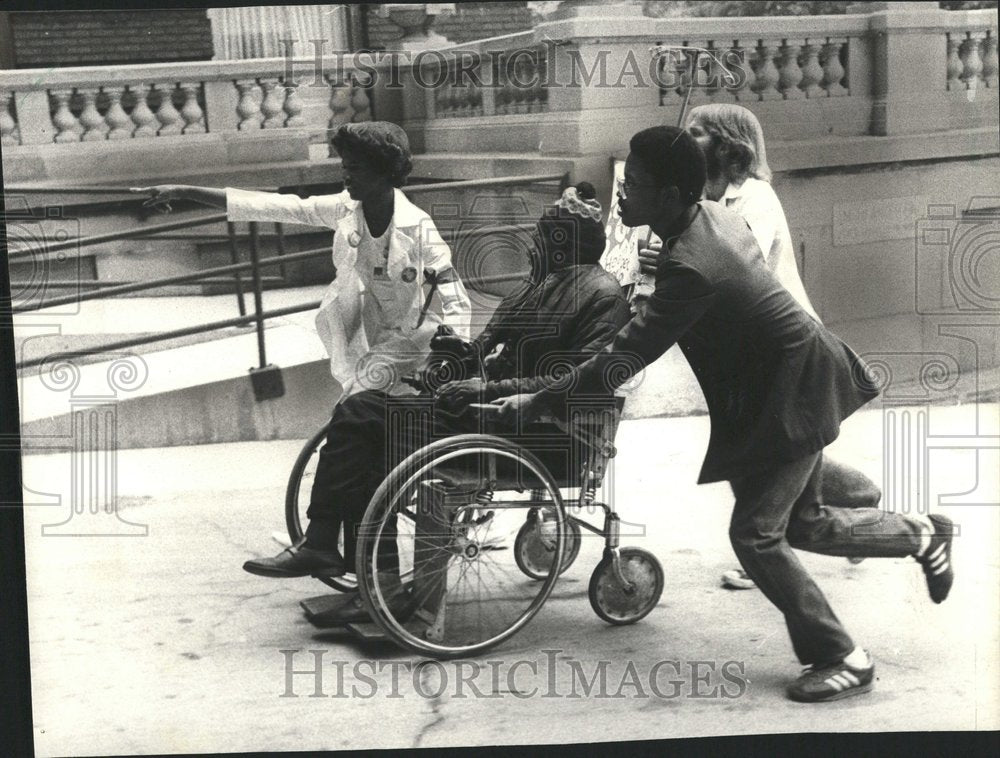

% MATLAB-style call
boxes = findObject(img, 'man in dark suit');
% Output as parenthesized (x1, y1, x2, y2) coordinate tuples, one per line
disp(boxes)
(493, 126, 956, 702)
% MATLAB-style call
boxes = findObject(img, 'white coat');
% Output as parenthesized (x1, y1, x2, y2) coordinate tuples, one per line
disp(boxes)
(225, 187, 472, 397)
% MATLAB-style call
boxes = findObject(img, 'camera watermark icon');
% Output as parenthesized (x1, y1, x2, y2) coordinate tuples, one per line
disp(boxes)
(3, 195, 83, 315)
(19, 350, 149, 536)
(857, 334, 999, 521)
(427, 194, 543, 327)
(279, 648, 749, 700)
(915, 198, 1000, 315)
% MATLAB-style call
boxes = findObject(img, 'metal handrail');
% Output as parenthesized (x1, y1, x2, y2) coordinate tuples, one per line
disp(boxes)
(11, 246, 331, 313)
(11, 170, 567, 374)
(6, 172, 565, 262)
(16, 300, 323, 371)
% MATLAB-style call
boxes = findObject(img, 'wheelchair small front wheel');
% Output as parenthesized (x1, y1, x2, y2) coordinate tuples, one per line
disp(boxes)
(514, 514, 581, 581)
(588, 547, 663, 625)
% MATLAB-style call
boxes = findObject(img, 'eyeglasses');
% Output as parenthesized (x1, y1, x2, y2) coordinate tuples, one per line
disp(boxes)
(617, 177, 660, 200)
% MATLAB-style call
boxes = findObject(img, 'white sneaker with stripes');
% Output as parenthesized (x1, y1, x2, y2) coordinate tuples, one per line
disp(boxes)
(787, 652, 875, 703)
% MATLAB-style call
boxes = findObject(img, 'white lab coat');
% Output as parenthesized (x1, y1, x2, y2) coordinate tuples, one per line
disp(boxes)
(226, 187, 472, 397)
(720, 178, 820, 321)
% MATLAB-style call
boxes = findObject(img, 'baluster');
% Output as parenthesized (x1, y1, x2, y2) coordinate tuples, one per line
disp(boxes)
(495, 56, 510, 115)
(821, 38, 848, 97)
(778, 40, 805, 99)
(1, 90, 20, 146)
(686, 44, 710, 105)
(282, 81, 305, 127)
(534, 53, 547, 112)
(732, 41, 757, 102)
(104, 85, 133, 140)
(436, 78, 452, 118)
(350, 75, 372, 122)
(960, 32, 984, 87)
(78, 87, 107, 141)
(236, 79, 263, 130)
(714, 42, 739, 102)
(130, 84, 158, 138)
(799, 39, 825, 97)
(459, 79, 474, 117)
(178, 82, 206, 134)
(671, 48, 691, 103)
(259, 78, 285, 128)
(50, 89, 81, 143)
(152, 83, 183, 136)
(982, 31, 998, 88)
(752, 41, 782, 101)
(325, 75, 352, 128)
(946, 34, 964, 90)
(523, 56, 539, 113)
(702, 43, 720, 101)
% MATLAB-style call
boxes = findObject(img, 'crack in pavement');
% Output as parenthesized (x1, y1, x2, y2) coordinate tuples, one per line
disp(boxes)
(412, 666, 447, 748)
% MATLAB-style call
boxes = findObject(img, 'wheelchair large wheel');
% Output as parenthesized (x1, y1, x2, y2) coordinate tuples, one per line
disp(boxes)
(355, 434, 567, 659)
(588, 547, 664, 625)
(285, 423, 357, 593)
(514, 513, 582, 581)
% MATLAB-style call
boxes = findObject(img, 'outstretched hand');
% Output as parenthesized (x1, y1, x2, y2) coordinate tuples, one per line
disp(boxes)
(129, 185, 185, 213)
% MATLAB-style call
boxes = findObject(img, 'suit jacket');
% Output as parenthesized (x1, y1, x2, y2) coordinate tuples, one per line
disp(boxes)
(541, 201, 879, 483)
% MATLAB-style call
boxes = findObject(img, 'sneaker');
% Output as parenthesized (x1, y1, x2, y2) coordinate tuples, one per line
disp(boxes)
(786, 654, 875, 703)
(917, 514, 955, 604)
(721, 568, 757, 590)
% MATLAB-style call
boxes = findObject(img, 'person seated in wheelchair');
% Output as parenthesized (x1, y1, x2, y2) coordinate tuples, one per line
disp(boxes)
(242, 182, 631, 605)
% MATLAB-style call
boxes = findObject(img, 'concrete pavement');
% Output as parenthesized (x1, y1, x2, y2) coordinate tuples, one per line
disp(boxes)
(20, 403, 1000, 755)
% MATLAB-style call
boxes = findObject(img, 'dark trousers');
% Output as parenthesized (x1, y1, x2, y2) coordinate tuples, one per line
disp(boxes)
(304, 390, 475, 564)
(729, 452, 922, 666)
(817, 458, 882, 510)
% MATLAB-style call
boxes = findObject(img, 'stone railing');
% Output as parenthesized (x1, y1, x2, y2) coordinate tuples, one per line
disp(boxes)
(409, 5, 997, 153)
(1, 5, 996, 162)
(0, 59, 374, 147)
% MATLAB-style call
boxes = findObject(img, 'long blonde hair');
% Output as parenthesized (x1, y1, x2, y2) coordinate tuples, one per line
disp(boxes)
(687, 104, 772, 184)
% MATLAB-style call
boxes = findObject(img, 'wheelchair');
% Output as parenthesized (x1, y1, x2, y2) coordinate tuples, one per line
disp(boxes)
(285, 389, 665, 659)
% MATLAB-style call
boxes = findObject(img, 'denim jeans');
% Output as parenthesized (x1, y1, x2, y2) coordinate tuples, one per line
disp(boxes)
(729, 452, 922, 666)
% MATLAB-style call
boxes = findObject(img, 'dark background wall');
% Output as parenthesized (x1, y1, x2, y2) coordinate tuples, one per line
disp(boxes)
(5, 9, 214, 68)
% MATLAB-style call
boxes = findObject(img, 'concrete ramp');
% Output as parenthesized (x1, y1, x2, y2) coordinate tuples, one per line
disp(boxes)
(18, 317, 343, 452)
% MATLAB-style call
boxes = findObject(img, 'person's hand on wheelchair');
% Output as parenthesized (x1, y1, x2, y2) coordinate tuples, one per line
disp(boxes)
(487, 392, 544, 426)
(637, 240, 663, 276)
(435, 377, 487, 413)
(429, 326, 476, 361)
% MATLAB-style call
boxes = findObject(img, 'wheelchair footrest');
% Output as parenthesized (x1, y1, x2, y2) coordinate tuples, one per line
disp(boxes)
(344, 621, 389, 642)
(301, 593, 356, 624)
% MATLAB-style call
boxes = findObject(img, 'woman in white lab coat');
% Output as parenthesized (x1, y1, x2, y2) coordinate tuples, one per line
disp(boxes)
(134, 121, 472, 399)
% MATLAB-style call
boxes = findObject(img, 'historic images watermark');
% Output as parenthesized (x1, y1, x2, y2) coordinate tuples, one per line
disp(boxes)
(278, 40, 747, 94)
(279, 649, 749, 700)
(851, 198, 999, 526)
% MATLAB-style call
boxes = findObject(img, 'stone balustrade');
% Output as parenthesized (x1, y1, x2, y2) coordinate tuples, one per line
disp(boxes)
(0, 58, 374, 147)
(0, 6, 995, 160)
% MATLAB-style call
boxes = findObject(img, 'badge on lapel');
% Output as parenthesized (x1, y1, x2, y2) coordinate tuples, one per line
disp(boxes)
(401, 266, 417, 283)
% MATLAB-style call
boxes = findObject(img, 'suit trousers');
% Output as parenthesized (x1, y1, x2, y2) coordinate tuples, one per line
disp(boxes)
(729, 451, 922, 666)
